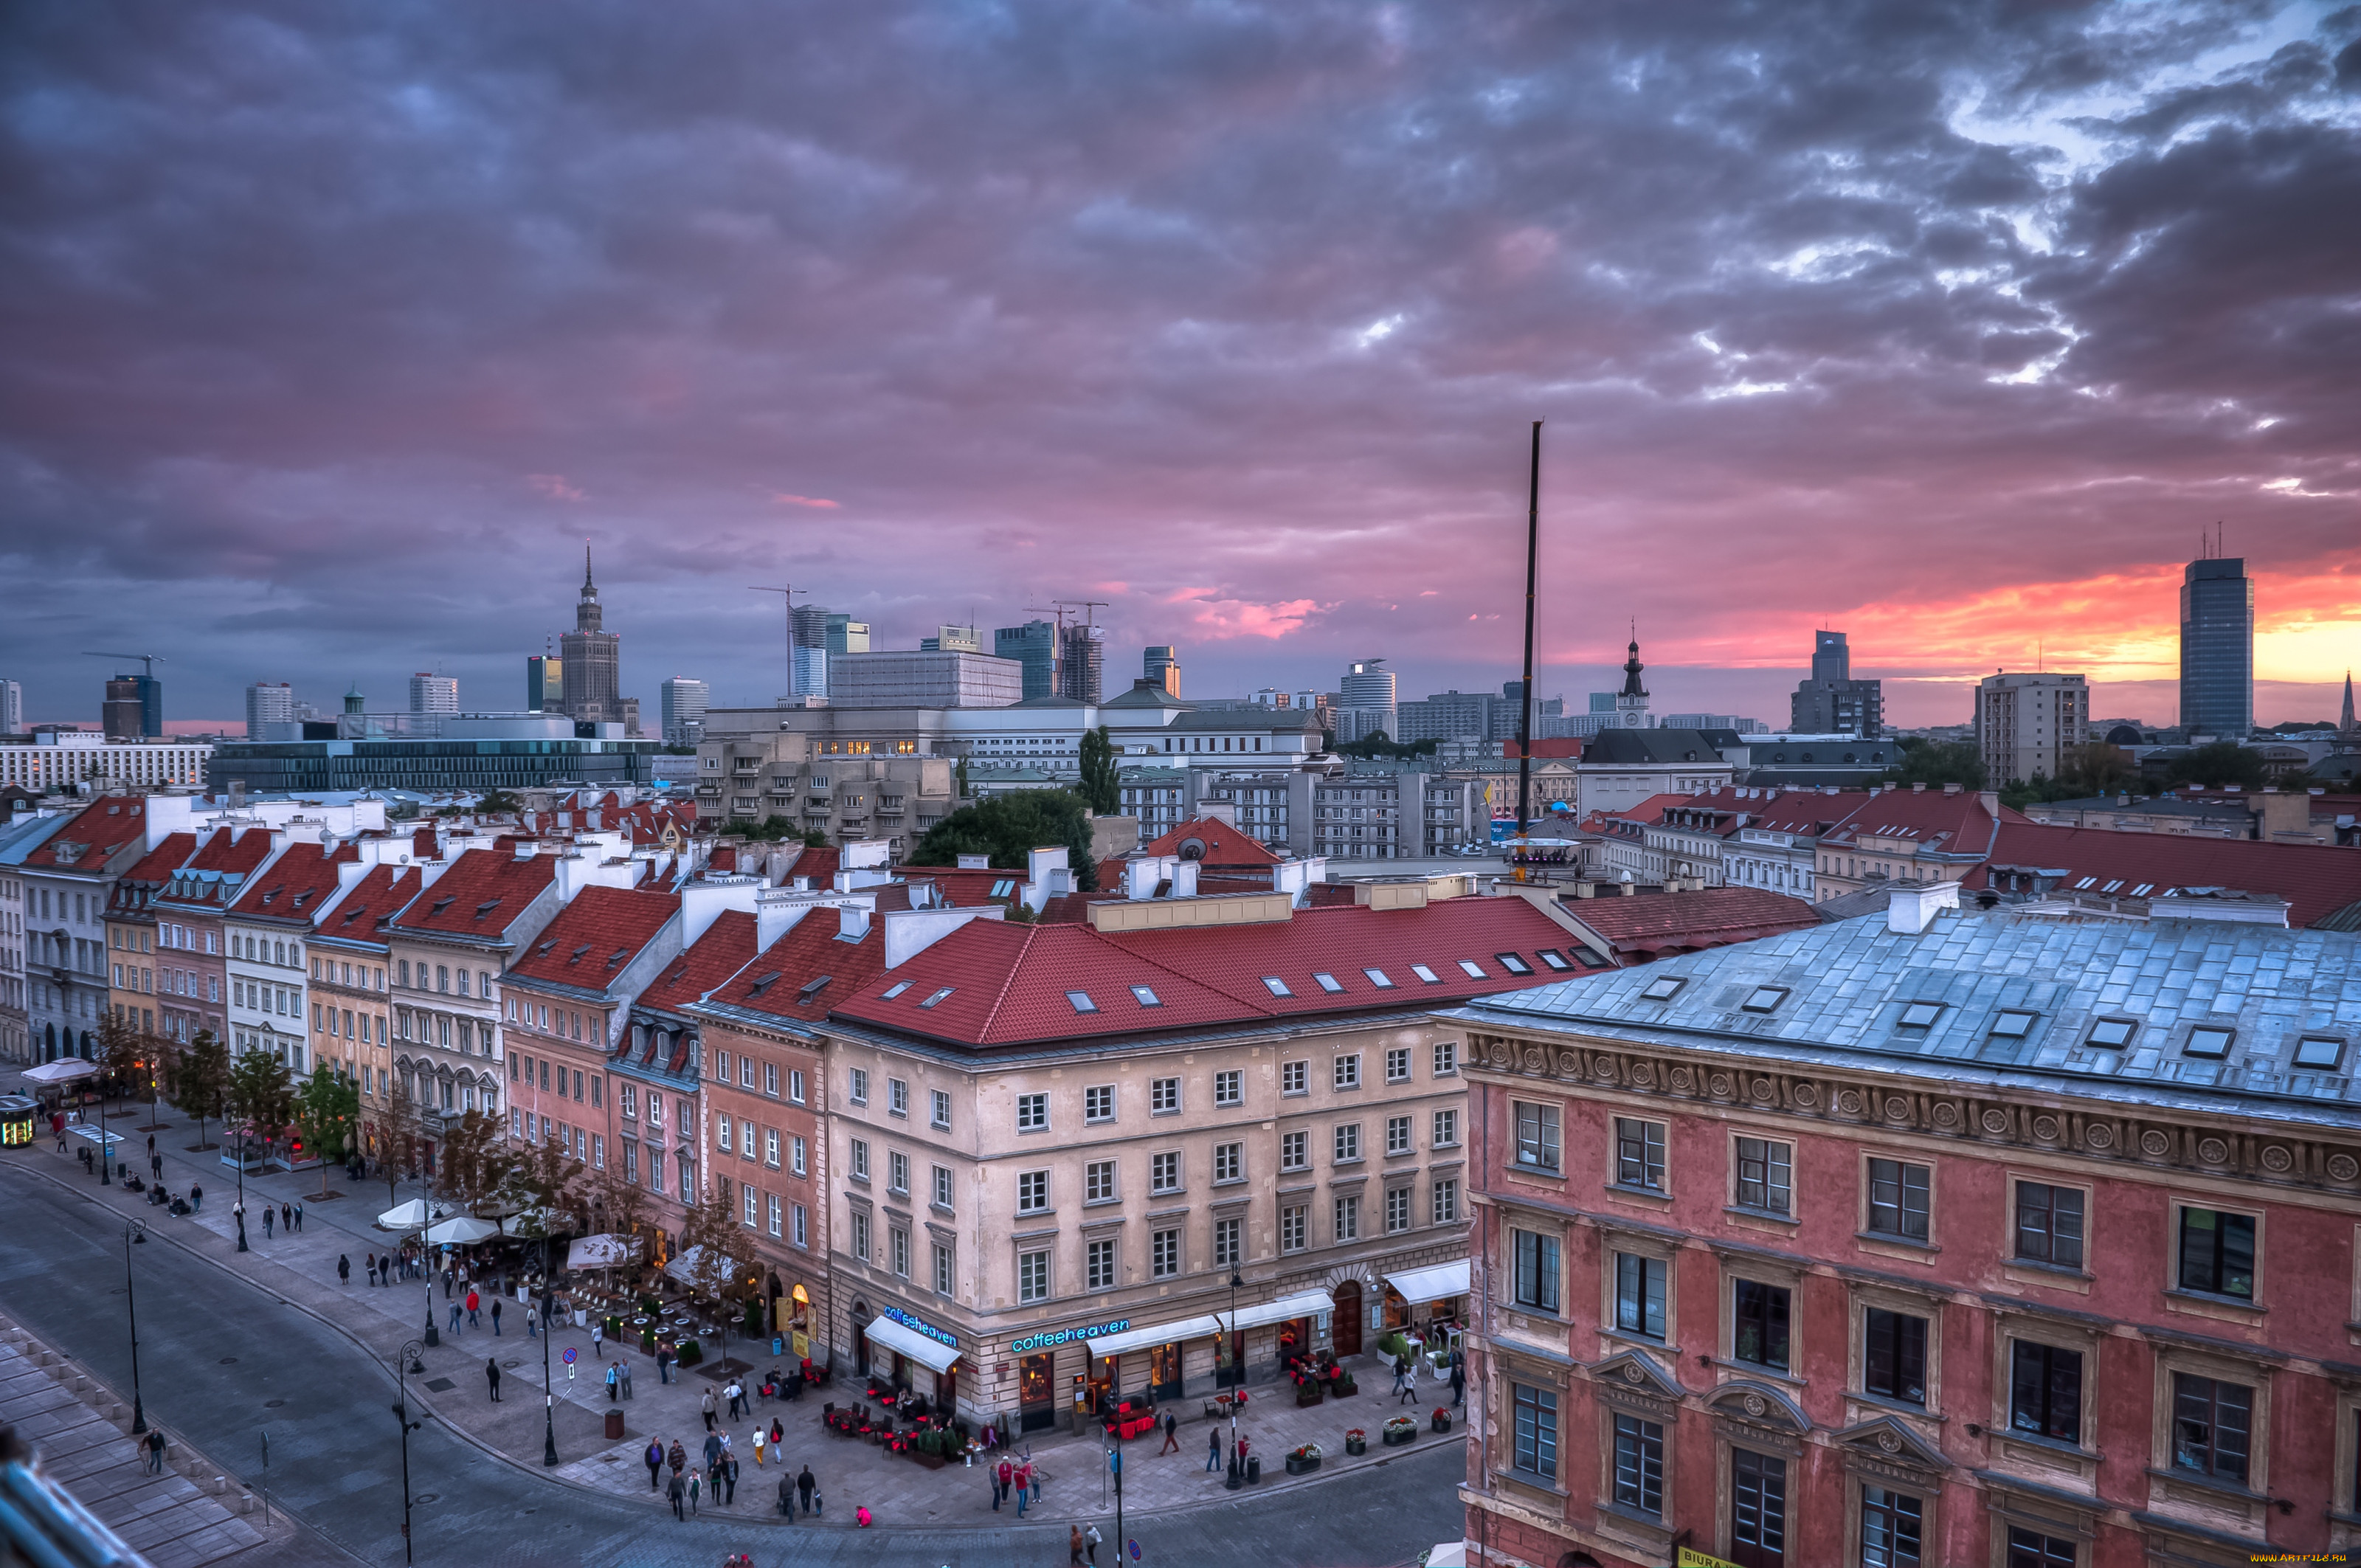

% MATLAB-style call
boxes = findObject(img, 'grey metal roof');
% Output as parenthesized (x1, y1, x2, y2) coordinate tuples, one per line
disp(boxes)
(1462, 907, 2361, 1118)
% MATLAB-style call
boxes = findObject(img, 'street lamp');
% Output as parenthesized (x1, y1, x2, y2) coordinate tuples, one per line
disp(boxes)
(421, 1215, 440, 1348)
(540, 1235, 558, 1467)
(390, 1338, 426, 1567)
(1225, 1268, 1244, 1490)
(122, 1221, 147, 1435)
(233, 1122, 249, 1252)
(97, 1080, 110, 1186)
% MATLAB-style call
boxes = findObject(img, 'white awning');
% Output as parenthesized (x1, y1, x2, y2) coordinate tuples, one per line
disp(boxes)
(863, 1314, 961, 1375)
(1082, 1314, 1226, 1359)
(566, 1233, 643, 1270)
(19, 1060, 97, 1085)
(1216, 1288, 1334, 1333)
(1383, 1259, 1470, 1304)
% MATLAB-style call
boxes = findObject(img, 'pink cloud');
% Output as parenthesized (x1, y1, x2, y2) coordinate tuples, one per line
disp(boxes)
(526, 473, 584, 502)
(767, 491, 840, 510)
(1164, 587, 1328, 640)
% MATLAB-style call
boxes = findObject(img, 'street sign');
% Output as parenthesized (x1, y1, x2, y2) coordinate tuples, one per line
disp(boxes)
(561, 1347, 577, 1364)
(1127, 1541, 1141, 1561)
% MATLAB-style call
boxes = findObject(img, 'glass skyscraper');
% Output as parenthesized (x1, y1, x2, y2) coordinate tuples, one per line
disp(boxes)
(2179, 557, 2253, 738)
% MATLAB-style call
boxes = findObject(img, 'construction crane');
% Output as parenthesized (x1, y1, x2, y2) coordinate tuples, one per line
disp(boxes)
(749, 586, 811, 692)
(82, 652, 165, 676)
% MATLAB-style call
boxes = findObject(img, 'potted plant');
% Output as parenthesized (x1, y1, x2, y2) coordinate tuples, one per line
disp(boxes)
(1383, 1415, 1417, 1447)
(677, 1337, 703, 1367)
(1284, 1443, 1323, 1477)
(1431, 1406, 1452, 1434)
(1336, 1370, 1358, 1396)
(1344, 1428, 1366, 1456)
(1295, 1378, 1325, 1407)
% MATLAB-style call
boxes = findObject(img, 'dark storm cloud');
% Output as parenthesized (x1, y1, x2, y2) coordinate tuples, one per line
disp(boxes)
(0, 0, 2354, 725)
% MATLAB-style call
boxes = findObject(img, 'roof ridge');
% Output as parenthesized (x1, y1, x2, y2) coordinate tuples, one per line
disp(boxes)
(969, 920, 1043, 1041)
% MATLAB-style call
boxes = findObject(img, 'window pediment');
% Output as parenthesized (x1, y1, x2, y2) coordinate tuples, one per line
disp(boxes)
(1587, 1348, 1683, 1408)
(1833, 1414, 1949, 1479)
(1704, 1379, 1811, 1434)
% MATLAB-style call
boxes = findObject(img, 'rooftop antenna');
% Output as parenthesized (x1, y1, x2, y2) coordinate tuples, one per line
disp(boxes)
(1515, 421, 1542, 866)
(749, 585, 811, 694)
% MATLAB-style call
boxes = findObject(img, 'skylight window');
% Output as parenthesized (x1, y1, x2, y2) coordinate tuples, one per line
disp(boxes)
(879, 981, 911, 1000)
(2086, 1018, 2137, 1049)
(1536, 950, 1572, 972)
(2130, 883, 2154, 897)
(2099, 880, 2123, 894)
(1130, 985, 1162, 1008)
(1740, 987, 1787, 1014)
(919, 987, 955, 1009)
(569, 944, 592, 962)
(1495, 953, 1533, 975)
(1066, 990, 1098, 1014)
(1989, 1011, 2036, 1039)
(2294, 1036, 2345, 1070)
(1640, 976, 1684, 1001)
(991, 879, 1016, 897)
(798, 975, 832, 1002)
(1457, 960, 1487, 979)
(745, 971, 783, 998)
(1261, 976, 1293, 997)
(1362, 967, 1394, 988)
(2183, 1026, 2234, 1059)
(476, 898, 503, 916)
(1313, 973, 1345, 994)
(1409, 964, 1440, 984)
(2072, 877, 2097, 891)
(1897, 1002, 1943, 1029)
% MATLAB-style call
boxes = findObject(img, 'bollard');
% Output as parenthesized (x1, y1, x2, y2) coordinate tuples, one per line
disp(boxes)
(212, 1477, 227, 1496)
(239, 1493, 255, 1514)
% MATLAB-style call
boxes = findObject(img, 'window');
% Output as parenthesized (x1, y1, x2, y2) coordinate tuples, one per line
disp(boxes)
(2295, 1035, 2345, 1069)
(1432, 1178, 1458, 1224)
(1281, 1060, 1307, 1094)
(848, 1068, 868, 1105)
(718, 1117, 733, 1153)
(932, 1242, 953, 1296)
(1410, 963, 1441, 984)
(931, 1164, 953, 1209)
(1085, 1160, 1116, 1202)
(1016, 1093, 1048, 1132)
(1513, 1230, 1560, 1314)
(886, 1150, 909, 1194)
(930, 1089, 950, 1130)
(1312, 971, 1344, 994)
(2013, 1182, 2084, 1269)
(1731, 1449, 1786, 1564)
(1129, 985, 1161, 1008)
(740, 1057, 754, 1088)
(1280, 1204, 1307, 1252)
(2086, 1018, 2135, 1048)
(1384, 1047, 1412, 1085)
(1614, 1117, 1665, 1191)
(1213, 1070, 1240, 1107)
(1078, 1085, 1116, 1124)
(919, 987, 954, 1009)
(1615, 1254, 1666, 1339)
(1065, 990, 1098, 1014)
(1335, 1194, 1361, 1242)
(1214, 1217, 1240, 1268)
(1333, 1123, 1361, 1162)
(2009, 1341, 2083, 1444)
(2184, 1026, 2234, 1059)
(849, 1138, 869, 1181)
(1863, 1308, 1927, 1405)
(2171, 1373, 2251, 1484)
(1386, 1187, 1411, 1233)
(1281, 1130, 1307, 1170)
(888, 1077, 908, 1116)
(789, 1069, 806, 1104)
(1018, 1250, 1049, 1303)
(2177, 1206, 2255, 1299)
(1152, 1229, 1180, 1278)
(1150, 1077, 1180, 1114)
(1511, 1385, 1558, 1479)
(1260, 976, 1292, 998)
(1433, 1040, 1458, 1074)
(1732, 1279, 1791, 1370)
(1861, 1486, 1922, 1568)
(1214, 1142, 1241, 1183)
(1865, 1158, 1930, 1241)
(1898, 1001, 1943, 1028)
(1611, 1413, 1662, 1516)
(1991, 1009, 2037, 1040)
(1332, 1054, 1360, 1090)
(1740, 985, 1786, 1013)
(1457, 959, 1487, 979)
(1151, 1152, 1180, 1194)
(1087, 1238, 1116, 1291)
(1639, 975, 1684, 1001)
(2006, 1527, 2077, 1568)
(789, 1135, 805, 1175)
(1537, 949, 1572, 972)
(1017, 1170, 1049, 1214)
(1515, 1102, 1561, 1172)
(1363, 967, 1394, 989)
(742, 1185, 758, 1225)
(850, 1209, 871, 1263)
(1735, 1136, 1791, 1215)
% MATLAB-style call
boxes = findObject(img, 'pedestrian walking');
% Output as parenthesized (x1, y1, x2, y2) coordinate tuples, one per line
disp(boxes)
(725, 1378, 744, 1420)
(466, 1288, 480, 1328)
(491, 1298, 502, 1336)
(797, 1464, 815, 1517)
(619, 1358, 633, 1398)
(292, 1201, 303, 1232)
(1014, 1460, 1031, 1516)
(655, 1339, 671, 1383)
(145, 1429, 165, 1474)
(337, 1254, 350, 1285)
(261, 1206, 273, 1239)
(1086, 1522, 1103, 1564)
(190, 1183, 201, 1212)
(591, 1320, 604, 1357)
(668, 1438, 687, 1479)
(700, 1388, 716, 1431)
(1450, 1355, 1465, 1408)
(751, 1425, 766, 1467)
(1159, 1410, 1178, 1454)
(486, 1358, 502, 1403)
(724, 1455, 738, 1505)
(526, 1299, 538, 1339)
(147, 1133, 155, 1158)
(448, 1301, 462, 1335)
(778, 1473, 795, 1517)
(1206, 1427, 1222, 1471)
(666, 1471, 685, 1520)
(278, 1202, 290, 1234)
(687, 1471, 700, 1515)
(1397, 1355, 1417, 1406)
(644, 1439, 664, 1491)
(606, 1363, 619, 1403)
(703, 1431, 722, 1473)
(769, 1417, 782, 1448)
(1032, 1462, 1043, 1505)
(1071, 1524, 1086, 1564)
(442, 1265, 454, 1300)
(365, 1254, 378, 1286)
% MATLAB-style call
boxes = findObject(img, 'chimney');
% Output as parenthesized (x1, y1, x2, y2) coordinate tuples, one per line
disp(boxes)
(1912, 781, 1926, 793)
(1942, 782, 1962, 796)
(1887, 880, 1959, 935)
(957, 854, 990, 871)
(1978, 790, 2001, 816)
(839, 902, 871, 940)
(753, 890, 813, 952)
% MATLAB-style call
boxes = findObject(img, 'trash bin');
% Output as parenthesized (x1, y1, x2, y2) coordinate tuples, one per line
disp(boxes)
(772, 1336, 784, 1356)
(1245, 1455, 1261, 1485)
(604, 1409, 625, 1440)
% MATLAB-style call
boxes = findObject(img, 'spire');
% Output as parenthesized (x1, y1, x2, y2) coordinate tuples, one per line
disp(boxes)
(1620, 631, 1646, 698)
(2343, 670, 2357, 734)
(582, 541, 595, 597)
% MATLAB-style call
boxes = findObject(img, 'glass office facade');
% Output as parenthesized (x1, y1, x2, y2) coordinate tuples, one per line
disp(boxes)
(2179, 558, 2253, 738)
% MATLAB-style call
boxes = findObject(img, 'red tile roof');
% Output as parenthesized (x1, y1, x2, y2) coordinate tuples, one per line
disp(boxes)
(789, 845, 840, 886)
(832, 895, 1593, 1048)
(505, 885, 680, 990)
(154, 826, 279, 910)
(23, 795, 149, 868)
(700, 907, 896, 1026)
(117, 832, 198, 888)
(636, 910, 763, 1017)
(388, 846, 556, 938)
(315, 864, 429, 944)
(1820, 790, 2021, 852)
(1970, 821, 2361, 928)
(1139, 818, 1283, 867)
(1558, 888, 1820, 957)
(1502, 737, 1586, 759)
(229, 840, 359, 922)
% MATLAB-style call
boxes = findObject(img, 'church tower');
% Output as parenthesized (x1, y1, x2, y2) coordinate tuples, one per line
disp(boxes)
(1617, 635, 1651, 729)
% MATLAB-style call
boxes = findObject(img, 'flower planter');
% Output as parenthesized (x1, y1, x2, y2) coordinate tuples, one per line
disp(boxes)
(1343, 1436, 1366, 1456)
(1284, 1454, 1320, 1477)
(1383, 1426, 1416, 1447)
(1431, 1412, 1453, 1434)
(1295, 1384, 1325, 1407)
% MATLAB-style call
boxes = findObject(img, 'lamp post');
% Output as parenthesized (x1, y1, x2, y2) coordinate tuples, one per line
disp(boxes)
(122, 1221, 148, 1435)
(540, 1235, 558, 1467)
(421, 1217, 440, 1347)
(1225, 1268, 1244, 1489)
(233, 1122, 249, 1252)
(97, 1080, 110, 1185)
(390, 1339, 426, 1567)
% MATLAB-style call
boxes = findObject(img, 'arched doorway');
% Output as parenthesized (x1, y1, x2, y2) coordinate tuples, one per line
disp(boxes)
(851, 1300, 871, 1376)
(1333, 1281, 1362, 1357)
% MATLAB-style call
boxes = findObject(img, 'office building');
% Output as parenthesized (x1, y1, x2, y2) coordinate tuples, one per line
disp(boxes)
(826, 614, 871, 656)
(244, 682, 296, 739)
(1975, 670, 2088, 786)
(1144, 645, 1180, 698)
(0, 679, 21, 736)
(2180, 556, 2255, 738)
(0, 733, 215, 794)
(526, 655, 562, 713)
(1057, 621, 1105, 705)
(660, 677, 711, 745)
(920, 625, 983, 655)
(788, 605, 833, 700)
(101, 678, 145, 739)
(556, 548, 637, 733)
(816, 651, 1026, 711)
(408, 673, 459, 714)
(206, 714, 655, 794)
(1788, 629, 1884, 736)
(993, 621, 1060, 702)
(1337, 660, 1398, 743)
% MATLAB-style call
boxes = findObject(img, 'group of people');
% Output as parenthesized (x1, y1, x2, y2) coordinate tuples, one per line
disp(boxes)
(646, 1434, 820, 1522)
(989, 1454, 1044, 1516)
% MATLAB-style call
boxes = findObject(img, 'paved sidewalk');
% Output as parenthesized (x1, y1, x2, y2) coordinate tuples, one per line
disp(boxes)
(63, 1115, 1470, 1533)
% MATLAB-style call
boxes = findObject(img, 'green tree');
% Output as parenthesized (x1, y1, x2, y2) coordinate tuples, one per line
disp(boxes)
(434, 1108, 508, 1214)
(169, 1032, 229, 1151)
(953, 755, 970, 799)
(1076, 725, 1121, 815)
(2164, 741, 2269, 791)
(95, 1011, 148, 1111)
(291, 1068, 362, 1198)
(678, 1184, 757, 1366)
(906, 790, 1099, 890)
(502, 1135, 587, 1240)
(1879, 738, 1985, 790)
(373, 1075, 428, 1207)
(224, 1047, 294, 1164)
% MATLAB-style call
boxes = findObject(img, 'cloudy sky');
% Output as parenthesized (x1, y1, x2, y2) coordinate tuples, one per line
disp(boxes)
(3, 0, 2356, 731)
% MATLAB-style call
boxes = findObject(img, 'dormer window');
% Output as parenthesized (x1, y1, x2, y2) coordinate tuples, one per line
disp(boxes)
(1640, 977, 1684, 1001)
(2183, 1026, 2234, 1059)
(1897, 1002, 1943, 1029)
(745, 971, 783, 998)
(1740, 987, 1787, 1014)
(2087, 1018, 2137, 1049)
(1989, 1010, 2037, 1039)
(474, 899, 502, 917)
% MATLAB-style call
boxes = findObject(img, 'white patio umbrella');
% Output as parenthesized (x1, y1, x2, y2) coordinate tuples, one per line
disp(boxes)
(661, 1243, 742, 1288)
(377, 1198, 437, 1230)
(19, 1060, 97, 1085)
(426, 1215, 502, 1246)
